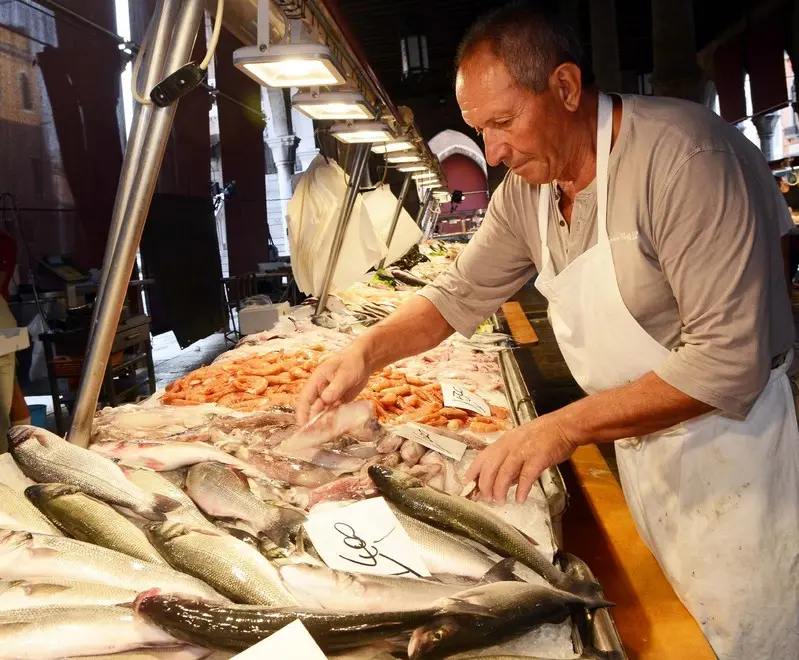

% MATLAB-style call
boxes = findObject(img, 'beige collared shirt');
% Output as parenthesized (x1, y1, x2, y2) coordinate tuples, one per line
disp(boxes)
(420, 94, 795, 419)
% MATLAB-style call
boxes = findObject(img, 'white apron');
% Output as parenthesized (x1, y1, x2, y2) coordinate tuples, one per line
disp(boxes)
(535, 93, 799, 659)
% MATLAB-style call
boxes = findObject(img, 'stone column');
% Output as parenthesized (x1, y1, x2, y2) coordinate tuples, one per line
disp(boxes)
(265, 135, 299, 254)
(291, 92, 319, 173)
(651, 0, 704, 101)
(752, 112, 781, 162)
(262, 88, 297, 256)
(589, 0, 622, 92)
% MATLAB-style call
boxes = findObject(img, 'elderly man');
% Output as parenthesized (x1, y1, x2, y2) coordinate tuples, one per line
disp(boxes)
(298, 3, 799, 656)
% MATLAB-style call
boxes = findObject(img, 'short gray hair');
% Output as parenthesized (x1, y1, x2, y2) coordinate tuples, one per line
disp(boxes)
(456, 1, 590, 94)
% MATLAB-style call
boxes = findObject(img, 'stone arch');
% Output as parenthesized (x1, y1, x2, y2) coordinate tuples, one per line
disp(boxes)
(429, 130, 487, 178)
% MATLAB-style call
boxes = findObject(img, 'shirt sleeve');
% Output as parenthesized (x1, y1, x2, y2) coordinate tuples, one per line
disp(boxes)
(651, 148, 774, 419)
(418, 182, 537, 337)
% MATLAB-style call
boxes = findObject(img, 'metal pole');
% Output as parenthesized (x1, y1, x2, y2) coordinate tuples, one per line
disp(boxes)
(88, 0, 177, 332)
(69, 0, 206, 447)
(414, 188, 432, 227)
(314, 142, 372, 316)
(422, 198, 439, 239)
(376, 172, 412, 270)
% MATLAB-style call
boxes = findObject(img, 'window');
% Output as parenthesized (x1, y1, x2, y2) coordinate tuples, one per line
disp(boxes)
(19, 72, 33, 111)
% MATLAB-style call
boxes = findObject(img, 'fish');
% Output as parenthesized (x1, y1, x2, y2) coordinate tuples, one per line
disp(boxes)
(25, 483, 165, 564)
(276, 446, 365, 475)
(400, 440, 426, 466)
(0, 578, 137, 610)
(64, 648, 213, 660)
(90, 439, 268, 481)
(185, 462, 306, 551)
(135, 592, 436, 652)
(307, 474, 377, 507)
(0, 452, 35, 494)
(146, 522, 298, 606)
(278, 563, 467, 611)
(369, 466, 599, 596)
(408, 582, 612, 659)
(9, 426, 179, 520)
(233, 446, 338, 488)
(281, 400, 380, 451)
(0, 604, 185, 659)
(0, 482, 62, 535)
(0, 530, 226, 602)
(123, 467, 218, 530)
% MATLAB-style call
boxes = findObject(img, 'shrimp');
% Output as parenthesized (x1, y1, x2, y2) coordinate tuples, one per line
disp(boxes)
(218, 391, 258, 408)
(469, 421, 499, 433)
(440, 407, 469, 419)
(447, 419, 465, 430)
(232, 375, 268, 395)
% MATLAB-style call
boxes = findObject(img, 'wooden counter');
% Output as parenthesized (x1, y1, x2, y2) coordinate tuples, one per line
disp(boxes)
(562, 445, 715, 659)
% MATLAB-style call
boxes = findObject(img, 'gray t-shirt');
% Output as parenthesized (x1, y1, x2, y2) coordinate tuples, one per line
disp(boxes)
(420, 94, 795, 420)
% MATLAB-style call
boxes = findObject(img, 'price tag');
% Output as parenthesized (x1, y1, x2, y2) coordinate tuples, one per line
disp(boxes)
(441, 382, 491, 416)
(304, 497, 430, 578)
(394, 423, 467, 462)
(231, 619, 327, 659)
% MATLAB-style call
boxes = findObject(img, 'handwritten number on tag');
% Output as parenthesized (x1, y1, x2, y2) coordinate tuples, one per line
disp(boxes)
(334, 522, 424, 577)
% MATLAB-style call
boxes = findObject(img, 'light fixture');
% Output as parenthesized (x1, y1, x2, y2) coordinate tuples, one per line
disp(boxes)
(412, 172, 437, 180)
(421, 182, 443, 189)
(292, 90, 373, 120)
(371, 139, 415, 154)
(386, 150, 422, 164)
(234, 43, 346, 88)
(398, 164, 428, 172)
(330, 121, 393, 143)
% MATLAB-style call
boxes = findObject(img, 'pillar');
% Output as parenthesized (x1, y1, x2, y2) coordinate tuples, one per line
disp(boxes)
(752, 112, 781, 162)
(265, 135, 299, 255)
(588, 0, 622, 92)
(291, 94, 319, 173)
(651, 0, 704, 102)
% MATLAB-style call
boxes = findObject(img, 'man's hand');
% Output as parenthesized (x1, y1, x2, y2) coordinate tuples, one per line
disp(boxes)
(465, 415, 577, 504)
(296, 346, 372, 424)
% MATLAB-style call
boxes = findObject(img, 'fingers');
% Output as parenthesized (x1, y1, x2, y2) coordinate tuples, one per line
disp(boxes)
(493, 452, 524, 504)
(296, 367, 333, 424)
(516, 457, 546, 504)
(476, 444, 510, 503)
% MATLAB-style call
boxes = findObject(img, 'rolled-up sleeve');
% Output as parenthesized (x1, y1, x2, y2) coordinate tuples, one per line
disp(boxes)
(652, 148, 773, 419)
(418, 183, 536, 337)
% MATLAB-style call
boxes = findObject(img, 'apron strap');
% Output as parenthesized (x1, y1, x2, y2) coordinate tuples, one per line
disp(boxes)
(538, 183, 551, 268)
(596, 92, 613, 244)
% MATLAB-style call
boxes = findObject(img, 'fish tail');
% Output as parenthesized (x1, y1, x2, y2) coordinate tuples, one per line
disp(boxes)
(134, 494, 180, 520)
(567, 578, 613, 609)
(152, 494, 182, 513)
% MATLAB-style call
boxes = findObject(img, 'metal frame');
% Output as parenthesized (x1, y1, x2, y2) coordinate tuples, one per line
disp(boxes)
(376, 172, 412, 271)
(69, 0, 206, 447)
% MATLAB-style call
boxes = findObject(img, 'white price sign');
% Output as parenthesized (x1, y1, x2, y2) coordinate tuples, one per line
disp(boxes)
(303, 497, 430, 578)
(394, 423, 467, 462)
(442, 382, 491, 416)
(232, 619, 327, 659)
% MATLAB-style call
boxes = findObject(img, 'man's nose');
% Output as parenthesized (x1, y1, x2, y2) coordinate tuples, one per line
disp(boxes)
(483, 130, 510, 167)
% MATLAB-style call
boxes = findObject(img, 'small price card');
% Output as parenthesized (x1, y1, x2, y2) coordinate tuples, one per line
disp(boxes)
(441, 382, 491, 416)
(304, 497, 430, 578)
(394, 422, 467, 462)
(232, 619, 327, 659)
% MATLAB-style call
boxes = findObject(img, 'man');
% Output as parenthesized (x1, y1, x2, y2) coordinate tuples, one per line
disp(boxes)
(298, 3, 799, 657)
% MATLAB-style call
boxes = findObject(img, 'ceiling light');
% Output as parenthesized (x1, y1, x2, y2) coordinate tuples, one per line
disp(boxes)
(330, 121, 393, 143)
(386, 152, 422, 164)
(371, 139, 414, 154)
(233, 43, 346, 88)
(292, 90, 373, 120)
(398, 164, 428, 172)
(421, 182, 443, 189)
(412, 172, 437, 180)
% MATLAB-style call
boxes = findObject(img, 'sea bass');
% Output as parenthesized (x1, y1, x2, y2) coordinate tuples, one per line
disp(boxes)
(9, 426, 179, 520)
(0, 530, 226, 602)
(0, 482, 62, 535)
(369, 466, 598, 596)
(0, 604, 185, 659)
(146, 522, 298, 606)
(0, 578, 137, 610)
(25, 483, 165, 564)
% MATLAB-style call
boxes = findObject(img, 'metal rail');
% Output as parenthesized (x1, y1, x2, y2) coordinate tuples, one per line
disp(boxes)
(376, 172, 412, 271)
(69, 0, 206, 447)
(415, 189, 433, 229)
(314, 142, 373, 316)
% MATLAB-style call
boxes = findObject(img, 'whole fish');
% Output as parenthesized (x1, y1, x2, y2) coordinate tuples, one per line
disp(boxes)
(146, 522, 298, 606)
(276, 446, 365, 475)
(122, 467, 217, 530)
(234, 446, 338, 488)
(369, 466, 598, 596)
(91, 439, 267, 481)
(25, 483, 165, 564)
(185, 462, 306, 551)
(0, 529, 226, 602)
(9, 426, 179, 520)
(135, 592, 435, 652)
(0, 578, 137, 610)
(0, 482, 62, 535)
(408, 582, 612, 659)
(281, 400, 380, 451)
(278, 563, 466, 611)
(0, 604, 185, 659)
(65, 649, 212, 660)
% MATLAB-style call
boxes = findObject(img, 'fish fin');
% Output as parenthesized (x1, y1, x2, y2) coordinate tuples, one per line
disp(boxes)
(566, 579, 613, 609)
(28, 546, 60, 559)
(479, 557, 521, 584)
(152, 494, 181, 514)
(514, 526, 539, 546)
(23, 582, 70, 597)
(436, 598, 500, 618)
(133, 588, 161, 614)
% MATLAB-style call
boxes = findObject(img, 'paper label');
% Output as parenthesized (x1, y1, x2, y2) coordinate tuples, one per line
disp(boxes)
(303, 497, 430, 578)
(394, 422, 467, 462)
(441, 382, 490, 416)
(231, 619, 327, 659)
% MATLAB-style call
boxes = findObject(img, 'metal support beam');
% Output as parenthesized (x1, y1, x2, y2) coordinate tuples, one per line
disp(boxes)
(377, 172, 412, 271)
(414, 188, 432, 228)
(314, 142, 372, 316)
(68, 0, 206, 447)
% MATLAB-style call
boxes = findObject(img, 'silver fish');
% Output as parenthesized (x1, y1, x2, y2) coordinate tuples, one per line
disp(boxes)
(65, 649, 213, 660)
(25, 483, 165, 564)
(146, 522, 298, 606)
(0, 604, 184, 659)
(0, 482, 62, 535)
(185, 462, 306, 551)
(0, 578, 137, 610)
(9, 426, 178, 520)
(0, 529, 226, 602)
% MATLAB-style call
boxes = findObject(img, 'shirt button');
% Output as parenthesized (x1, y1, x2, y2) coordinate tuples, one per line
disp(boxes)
(559, 220, 566, 227)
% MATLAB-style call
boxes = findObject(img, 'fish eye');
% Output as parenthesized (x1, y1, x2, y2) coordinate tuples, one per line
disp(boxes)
(432, 630, 444, 642)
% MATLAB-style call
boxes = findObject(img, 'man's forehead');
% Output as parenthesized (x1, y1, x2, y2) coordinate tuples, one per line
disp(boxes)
(456, 49, 518, 127)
